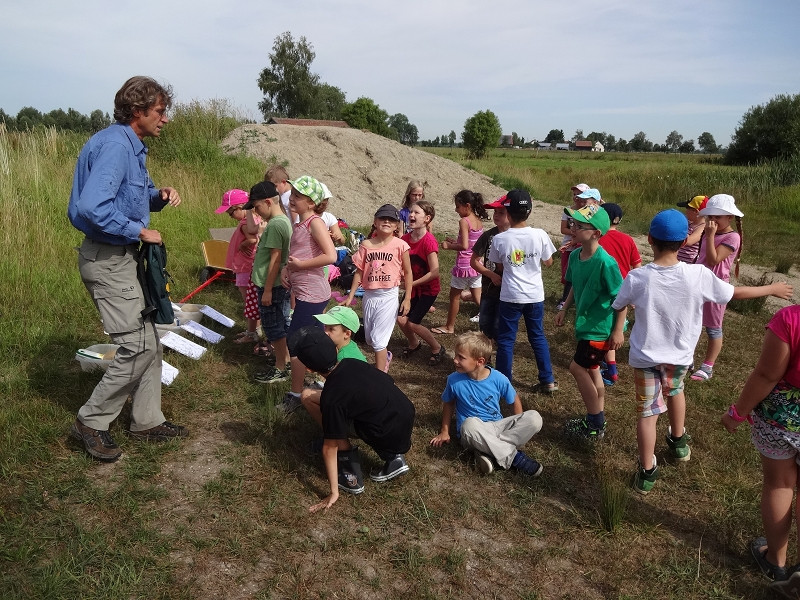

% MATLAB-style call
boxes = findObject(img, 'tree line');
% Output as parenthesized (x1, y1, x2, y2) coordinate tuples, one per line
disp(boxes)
(0, 106, 111, 133)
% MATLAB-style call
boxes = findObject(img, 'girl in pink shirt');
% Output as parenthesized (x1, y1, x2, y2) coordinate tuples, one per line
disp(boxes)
(344, 204, 413, 372)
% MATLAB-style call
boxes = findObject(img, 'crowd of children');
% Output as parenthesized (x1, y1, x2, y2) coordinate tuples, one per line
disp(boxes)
(203, 175, 797, 594)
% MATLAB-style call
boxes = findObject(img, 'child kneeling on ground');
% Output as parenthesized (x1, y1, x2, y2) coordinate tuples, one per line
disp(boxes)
(430, 331, 544, 476)
(290, 326, 415, 513)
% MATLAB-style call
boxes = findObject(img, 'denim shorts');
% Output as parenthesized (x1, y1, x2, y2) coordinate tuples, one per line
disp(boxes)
(257, 285, 291, 342)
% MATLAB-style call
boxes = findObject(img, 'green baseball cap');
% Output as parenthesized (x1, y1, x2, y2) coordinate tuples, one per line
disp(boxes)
(288, 175, 325, 205)
(314, 305, 360, 333)
(564, 203, 611, 235)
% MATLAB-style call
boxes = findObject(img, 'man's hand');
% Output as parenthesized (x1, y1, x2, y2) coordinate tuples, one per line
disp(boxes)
(160, 187, 181, 207)
(139, 228, 162, 244)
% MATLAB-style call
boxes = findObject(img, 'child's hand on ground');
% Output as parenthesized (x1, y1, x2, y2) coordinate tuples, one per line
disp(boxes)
(430, 432, 450, 447)
(771, 282, 794, 300)
(309, 492, 339, 513)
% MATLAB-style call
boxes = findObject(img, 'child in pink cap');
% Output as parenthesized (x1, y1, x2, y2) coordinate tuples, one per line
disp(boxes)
(215, 189, 264, 344)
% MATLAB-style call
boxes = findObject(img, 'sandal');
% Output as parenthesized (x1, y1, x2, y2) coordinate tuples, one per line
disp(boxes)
(401, 344, 423, 358)
(429, 345, 447, 366)
(253, 341, 274, 356)
(234, 331, 259, 344)
(750, 537, 787, 581)
(431, 327, 453, 335)
(690, 368, 712, 381)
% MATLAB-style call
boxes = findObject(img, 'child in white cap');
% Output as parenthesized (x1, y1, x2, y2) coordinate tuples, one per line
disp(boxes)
(691, 194, 744, 381)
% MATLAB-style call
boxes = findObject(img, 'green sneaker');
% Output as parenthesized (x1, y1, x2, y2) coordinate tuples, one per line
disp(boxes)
(633, 455, 659, 495)
(665, 426, 691, 462)
(564, 417, 606, 442)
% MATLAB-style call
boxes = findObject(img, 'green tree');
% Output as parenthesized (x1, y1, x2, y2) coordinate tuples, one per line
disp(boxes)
(387, 113, 418, 145)
(257, 32, 346, 120)
(448, 130, 456, 147)
(90, 109, 111, 132)
(587, 131, 607, 146)
(679, 139, 696, 154)
(630, 131, 653, 152)
(462, 110, 502, 159)
(544, 129, 564, 143)
(697, 131, 719, 154)
(665, 130, 683, 152)
(726, 94, 800, 164)
(341, 97, 393, 138)
(571, 129, 585, 143)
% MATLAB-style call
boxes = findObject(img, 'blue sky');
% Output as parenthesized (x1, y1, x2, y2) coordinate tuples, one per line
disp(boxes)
(2, 0, 798, 146)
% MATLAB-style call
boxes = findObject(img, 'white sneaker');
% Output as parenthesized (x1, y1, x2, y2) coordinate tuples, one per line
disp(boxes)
(469, 314, 480, 323)
(475, 452, 494, 474)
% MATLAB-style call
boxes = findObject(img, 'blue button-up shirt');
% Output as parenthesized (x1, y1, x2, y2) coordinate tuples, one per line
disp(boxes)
(68, 123, 165, 245)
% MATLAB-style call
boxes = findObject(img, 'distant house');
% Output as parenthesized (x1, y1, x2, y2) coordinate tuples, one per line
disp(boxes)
(555, 142, 570, 151)
(537, 142, 552, 150)
(575, 140, 593, 151)
(594, 141, 605, 153)
(267, 118, 349, 128)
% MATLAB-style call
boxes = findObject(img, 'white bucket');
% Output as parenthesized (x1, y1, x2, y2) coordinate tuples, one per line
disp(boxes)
(75, 343, 119, 372)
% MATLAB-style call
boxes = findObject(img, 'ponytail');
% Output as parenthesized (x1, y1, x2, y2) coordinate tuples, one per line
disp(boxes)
(733, 216, 743, 280)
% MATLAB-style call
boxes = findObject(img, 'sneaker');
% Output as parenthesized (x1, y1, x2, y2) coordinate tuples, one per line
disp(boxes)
(254, 366, 289, 384)
(751, 537, 787, 581)
(127, 421, 188, 442)
(771, 568, 800, 597)
(533, 381, 559, 394)
(469, 314, 480, 323)
(633, 455, 659, 495)
(511, 451, 543, 477)
(369, 454, 410, 482)
(666, 426, 692, 462)
(475, 452, 495, 475)
(338, 447, 365, 494)
(70, 419, 122, 462)
(564, 417, 606, 442)
(276, 392, 302, 414)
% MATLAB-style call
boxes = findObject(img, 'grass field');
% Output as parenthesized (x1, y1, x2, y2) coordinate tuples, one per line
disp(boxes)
(1, 110, 799, 599)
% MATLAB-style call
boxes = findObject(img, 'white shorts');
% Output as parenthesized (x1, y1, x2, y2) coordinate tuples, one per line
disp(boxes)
(362, 287, 399, 351)
(451, 275, 482, 290)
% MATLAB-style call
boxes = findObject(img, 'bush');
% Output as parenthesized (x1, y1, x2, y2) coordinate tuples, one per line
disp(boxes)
(462, 110, 501, 159)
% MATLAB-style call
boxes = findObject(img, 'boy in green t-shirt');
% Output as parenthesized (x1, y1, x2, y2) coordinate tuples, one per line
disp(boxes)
(554, 203, 622, 441)
(301, 305, 366, 428)
(245, 181, 293, 384)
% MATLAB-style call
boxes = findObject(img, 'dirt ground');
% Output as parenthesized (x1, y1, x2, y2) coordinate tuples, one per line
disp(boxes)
(223, 123, 799, 311)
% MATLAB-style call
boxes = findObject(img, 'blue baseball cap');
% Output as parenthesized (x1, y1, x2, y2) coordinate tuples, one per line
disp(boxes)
(649, 209, 688, 242)
(576, 188, 602, 203)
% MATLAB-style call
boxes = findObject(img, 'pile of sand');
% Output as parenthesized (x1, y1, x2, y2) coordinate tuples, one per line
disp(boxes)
(221, 124, 563, 237)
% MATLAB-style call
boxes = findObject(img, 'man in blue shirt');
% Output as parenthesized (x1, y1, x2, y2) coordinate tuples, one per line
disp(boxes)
(68, 76, 187, 461)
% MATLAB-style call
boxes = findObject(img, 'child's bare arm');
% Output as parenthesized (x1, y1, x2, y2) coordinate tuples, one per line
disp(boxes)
(555, 288, 575, 327)
(309, 440, 341, 513)
(510, 394, 523, 416)
(243, 209, 259, 235)
(722, 329, 790, 433)
(732, 281, 793, 301)
(399, 251, 413, 316)
(341, 269, 363, 306)
(609, 307, 628, 349)
(443, 219, 469, 251)
(430, 401, 455, 446)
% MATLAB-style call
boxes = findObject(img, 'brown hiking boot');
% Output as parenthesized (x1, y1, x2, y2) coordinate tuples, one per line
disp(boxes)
(70, 419, 122, 462)
(127, 421, 188, 442)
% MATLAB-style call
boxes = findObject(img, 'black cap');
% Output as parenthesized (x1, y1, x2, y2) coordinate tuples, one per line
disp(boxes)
(601, 202, 623, 225)
(288, 326, 338, 373)
(505, 189, 532, 217)
(374, 203, 400, 220)
(243, 181, 278, 209)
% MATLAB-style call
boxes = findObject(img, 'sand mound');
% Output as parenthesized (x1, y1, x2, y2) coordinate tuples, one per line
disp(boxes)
(221, 124, 564, 235)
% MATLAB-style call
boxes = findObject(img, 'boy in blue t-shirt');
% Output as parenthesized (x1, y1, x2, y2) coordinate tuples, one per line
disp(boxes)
(555, 202, 622, 441)
(430, 332, 544, 476)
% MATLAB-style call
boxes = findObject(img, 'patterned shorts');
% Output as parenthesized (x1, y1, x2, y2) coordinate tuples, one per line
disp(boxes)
(244, 281, 261, 320)
(752, 385, 800, 462)
(633, 365, 689, 418)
